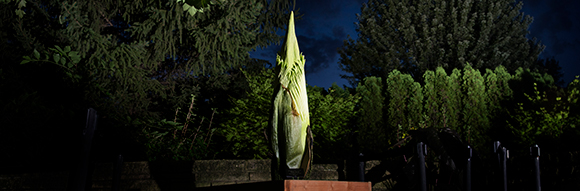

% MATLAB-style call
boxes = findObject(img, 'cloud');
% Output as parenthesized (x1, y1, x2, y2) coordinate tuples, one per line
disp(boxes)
(296, 0, 343, 19)
(523, 0, 580, 84)
(530, 2, 573, 35)
(297, 34, 344, 74)
(332, 26, 347, 39)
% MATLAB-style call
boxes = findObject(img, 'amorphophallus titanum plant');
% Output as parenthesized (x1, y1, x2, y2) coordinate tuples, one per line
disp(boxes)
(270, 11, 313, 179)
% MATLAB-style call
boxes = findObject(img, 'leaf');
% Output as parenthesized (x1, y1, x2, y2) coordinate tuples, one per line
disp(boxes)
(15, 9, 25, 18)
(69, 51, 81, 64)
(18, 0, 26, 8)
(64, 46, 71, 52)
(55, 45, 63, 53)
(53, 53, 60, 63)
(33, 49, 40, 59)
(20, 60, 30, 65)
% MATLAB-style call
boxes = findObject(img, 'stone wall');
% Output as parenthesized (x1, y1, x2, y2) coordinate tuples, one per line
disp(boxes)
(0, 171, 69, 190)
(1, 160, 384, 190)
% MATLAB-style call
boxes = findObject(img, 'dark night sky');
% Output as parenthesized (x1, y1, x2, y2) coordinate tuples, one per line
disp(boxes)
(251, 0, 580, 88)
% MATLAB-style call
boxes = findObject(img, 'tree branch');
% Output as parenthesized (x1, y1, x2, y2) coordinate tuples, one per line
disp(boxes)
(62, 2, 82, 27)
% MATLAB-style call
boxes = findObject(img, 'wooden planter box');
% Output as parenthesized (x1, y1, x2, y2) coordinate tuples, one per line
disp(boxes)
(197, 180, 371, 191)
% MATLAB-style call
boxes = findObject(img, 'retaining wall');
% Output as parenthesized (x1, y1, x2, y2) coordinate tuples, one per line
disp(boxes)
(0, 160, 387, 191)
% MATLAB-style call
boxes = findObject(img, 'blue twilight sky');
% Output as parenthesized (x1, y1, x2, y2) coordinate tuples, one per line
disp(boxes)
(250, 0, 580, 89)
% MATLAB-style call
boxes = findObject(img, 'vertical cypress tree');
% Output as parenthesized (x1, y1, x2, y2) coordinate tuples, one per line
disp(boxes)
(387, 70, 423, 142)
(356, 76, 386, 152)
(461, 64, 488, 147)
(423, 67, 450, 128)
(485, 65, 513, 119)
(446, 68, 463, 130)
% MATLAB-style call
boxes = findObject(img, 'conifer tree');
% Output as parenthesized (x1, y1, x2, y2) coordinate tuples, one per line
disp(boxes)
(461, 64, 488, 148)
(0, 0, 297, 161)
(339, 0, 544, 84)
(446, 68, 463, 129)
(2, 0, 295, 123)
(356, 76, 386, 153)
(386, 70, 422, 142)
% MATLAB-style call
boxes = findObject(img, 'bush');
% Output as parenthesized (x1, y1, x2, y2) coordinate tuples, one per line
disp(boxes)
(506, 76, 579, 146)
(141, 94, 216, 161)
(308, 83, 359, 161)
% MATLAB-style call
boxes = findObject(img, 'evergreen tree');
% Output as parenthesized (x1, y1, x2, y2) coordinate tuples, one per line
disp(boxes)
(386, 70, 423, 142)
(356, 76, 386, 153)
(461, 64, 488, 148)
(339, 0, 544, 84)
(423, 68, 448, 129)
(2, 0, 295, 122)
(536, 56, 564, 87)
(0, 0, 296, 161)
(307, 84, 359, 162)
(445, 68, 463, 130)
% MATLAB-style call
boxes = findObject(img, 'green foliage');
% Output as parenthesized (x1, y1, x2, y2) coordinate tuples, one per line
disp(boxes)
(1, 0, 26, 18)
(3, 0, 295, 121)
(142, 95, 217, 161)
(218, 69, 274, 159)
(506, 76, 579, 146)
(485, 66, 513, 117)
(308, 83, 359, 161)
(20, 45, 82, 82)
(535, 56, 564, 87)
(422, 67, 463, 131)
(178, 0, 216, 16)
(356, 76, 386, 153)
(1, 0, 296, 161)
(461, 64, 488, 148)
(423, 68, 448, 129)
(339, 0, 544, 84)
(356, 64, 523, 153)
(386, 70, 423, 142)
(445, 68, 463, 130)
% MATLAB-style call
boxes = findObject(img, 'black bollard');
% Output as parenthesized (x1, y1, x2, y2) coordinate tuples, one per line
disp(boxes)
(494, 141, 508, 191)
(71, 108, 98, 191)
(355, 153, 365, 182)
(417, 142, 427, 191)
(347, 153, 365, 181)
(501, 147, 508, 191)
(112, 154, 124, 191)
(531, 145, 541, 191)
(466, 145, 472, 191)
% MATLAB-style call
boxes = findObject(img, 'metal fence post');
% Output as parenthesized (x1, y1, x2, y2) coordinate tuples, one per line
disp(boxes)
(417, 142, 427, 191)
(466, 145, 472, 191)
(494, 141, 508, 191)
(501, 147, 508, 191)
(356, 153, 365, 182)
(346, 152, 366, 181)
(531, 145, 541, 191)
(112, 154, 124, 191)
(71, 108, 97, 191)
